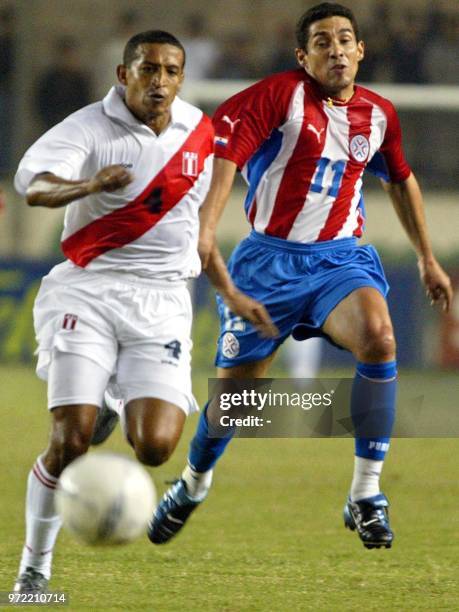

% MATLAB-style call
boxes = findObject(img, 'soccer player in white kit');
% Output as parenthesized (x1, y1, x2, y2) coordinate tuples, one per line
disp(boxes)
(12, 30, 276, 594)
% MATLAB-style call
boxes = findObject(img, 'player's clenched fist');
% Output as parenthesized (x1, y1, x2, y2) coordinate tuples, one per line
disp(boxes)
(88, 165, 134, 193)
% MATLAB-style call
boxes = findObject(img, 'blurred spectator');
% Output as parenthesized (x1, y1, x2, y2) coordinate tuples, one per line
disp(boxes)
(423, 13, 459, 84)
(265, 21, 297, 74)
(94, 9, 140, 98)
(358, 1, 393, 83)
(181, 13, 220, 80)
(389, 11, 428, 83)
(35, 36, 91, 131)
(212, 33, 260, 79)
(0, 5, 15, 172)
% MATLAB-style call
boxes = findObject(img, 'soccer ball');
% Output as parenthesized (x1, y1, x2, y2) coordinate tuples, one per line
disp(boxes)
(55, 452, 156, 545)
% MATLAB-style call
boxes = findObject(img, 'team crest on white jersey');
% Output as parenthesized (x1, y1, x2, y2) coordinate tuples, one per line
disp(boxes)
(63, 314, 78, 330)
(350, 135, 370, 162)
(222, 332, 240, 358)
(182, 151, 198, 177)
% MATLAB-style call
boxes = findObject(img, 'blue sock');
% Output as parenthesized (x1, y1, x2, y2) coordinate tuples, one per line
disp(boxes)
(188, 402, 235, 472)
(352, 361, 397, 461)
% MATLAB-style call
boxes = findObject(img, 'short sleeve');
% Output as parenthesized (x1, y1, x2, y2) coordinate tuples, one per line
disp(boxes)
(378, 101, 411, 183)
(212, 72, 300, 169)
(14, 118, 92, 195)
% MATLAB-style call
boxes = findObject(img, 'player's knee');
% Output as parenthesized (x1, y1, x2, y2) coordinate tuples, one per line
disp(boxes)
(358, 324, 396, 362)
(133, 435, 175, 467)
(48, 429, 92, 471)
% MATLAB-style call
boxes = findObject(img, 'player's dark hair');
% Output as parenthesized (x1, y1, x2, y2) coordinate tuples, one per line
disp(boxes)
(123, 30, 186, 67)
(296, 2, 360, 49)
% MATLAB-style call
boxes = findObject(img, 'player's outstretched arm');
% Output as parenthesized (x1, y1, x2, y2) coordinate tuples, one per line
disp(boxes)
(382, 172, 453, 311)
(26, 164, 133, 208)
(199, 158, 238, 269)
(205, 244, 279, 338)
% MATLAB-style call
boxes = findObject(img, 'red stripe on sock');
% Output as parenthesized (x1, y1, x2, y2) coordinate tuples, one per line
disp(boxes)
(35, 461, 58, 486)
(26, 544, 53, 556)
(33, 464, 57, 490)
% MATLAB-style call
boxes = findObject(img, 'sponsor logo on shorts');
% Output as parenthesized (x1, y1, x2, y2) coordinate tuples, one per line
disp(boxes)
(221, 332, 240, 359)
(182, 152, 198, 177)
(350, 134, 370, 162)
(62, 314, 78, 330)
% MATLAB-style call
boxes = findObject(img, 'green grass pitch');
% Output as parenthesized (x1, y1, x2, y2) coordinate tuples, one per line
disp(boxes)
(1, 365, 458, 611)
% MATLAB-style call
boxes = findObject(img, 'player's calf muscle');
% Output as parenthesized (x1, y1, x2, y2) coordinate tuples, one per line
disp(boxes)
(42, 407, 98, 475)
(45, 432, 92, 474)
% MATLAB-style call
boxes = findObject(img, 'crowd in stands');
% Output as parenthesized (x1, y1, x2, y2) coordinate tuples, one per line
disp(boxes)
(178, 4, 459, 84)
(0, 2, 457, 172)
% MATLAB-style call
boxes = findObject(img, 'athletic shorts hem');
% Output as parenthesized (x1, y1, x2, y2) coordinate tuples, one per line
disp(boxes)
(48, 396, 104, 411)
(36, 345, 114, 381)
(123, 381, 198, 416)
(292, 278, 387, 342)
(215, 345, 280, 368)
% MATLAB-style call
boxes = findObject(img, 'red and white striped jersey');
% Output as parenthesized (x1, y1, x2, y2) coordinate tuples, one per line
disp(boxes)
(213, 69, 411, 243)
(15, 86, 214, 281)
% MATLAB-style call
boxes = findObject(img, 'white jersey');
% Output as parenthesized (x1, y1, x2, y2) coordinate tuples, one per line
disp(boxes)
(15, 86, 214, 281)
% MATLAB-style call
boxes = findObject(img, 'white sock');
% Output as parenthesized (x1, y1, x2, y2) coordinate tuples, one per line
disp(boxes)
(182, 464, 213, 501)
(19, 456, 62, 580)
(350, 456, 384, 502)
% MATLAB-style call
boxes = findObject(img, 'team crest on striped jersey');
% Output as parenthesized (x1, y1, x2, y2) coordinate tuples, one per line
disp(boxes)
(182, 151, 198, 177)
(350, 135, 370, 162)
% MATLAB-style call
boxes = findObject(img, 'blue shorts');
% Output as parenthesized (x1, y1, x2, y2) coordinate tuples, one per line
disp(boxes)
(215, 231, 389, 368)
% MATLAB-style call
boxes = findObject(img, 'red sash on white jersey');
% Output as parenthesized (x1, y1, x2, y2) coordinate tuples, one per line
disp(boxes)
(62, 116, 213, 267)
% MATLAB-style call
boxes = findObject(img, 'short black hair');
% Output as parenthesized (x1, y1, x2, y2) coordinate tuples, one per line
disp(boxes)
(123, 30, 186, 67)
(296, 2, 360, 49)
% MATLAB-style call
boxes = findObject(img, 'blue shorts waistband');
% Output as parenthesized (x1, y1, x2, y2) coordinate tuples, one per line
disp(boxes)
(248, 231, 357, 254)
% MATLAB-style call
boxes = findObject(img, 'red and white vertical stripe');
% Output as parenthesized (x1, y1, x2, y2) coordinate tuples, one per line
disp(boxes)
(248, 96, 387, 243)
(316, 103, 373, 241)
(249, 82, 307, 233)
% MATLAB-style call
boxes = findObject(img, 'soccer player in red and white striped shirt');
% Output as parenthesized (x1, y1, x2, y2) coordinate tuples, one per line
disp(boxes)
(151, 3, 452, 550)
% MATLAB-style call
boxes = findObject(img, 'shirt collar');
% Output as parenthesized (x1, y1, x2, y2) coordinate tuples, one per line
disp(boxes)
(303, 72, 360, 106)
(102, 85, 190, 133)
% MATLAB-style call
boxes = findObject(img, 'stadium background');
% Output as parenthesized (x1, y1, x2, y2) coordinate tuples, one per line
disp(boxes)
(0, 1, 458, 610)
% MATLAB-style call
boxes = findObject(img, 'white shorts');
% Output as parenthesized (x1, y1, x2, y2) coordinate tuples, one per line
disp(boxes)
(33, 260, 198, 415)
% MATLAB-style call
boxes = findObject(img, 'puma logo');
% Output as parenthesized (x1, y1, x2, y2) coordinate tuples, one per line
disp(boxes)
(222, 115, 241, 133)
(307, 123, 325, 143)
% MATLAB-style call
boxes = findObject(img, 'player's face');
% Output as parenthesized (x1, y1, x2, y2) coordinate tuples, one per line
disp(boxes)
(118, 43, 184, 124)
(296, 16, 364, 99)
